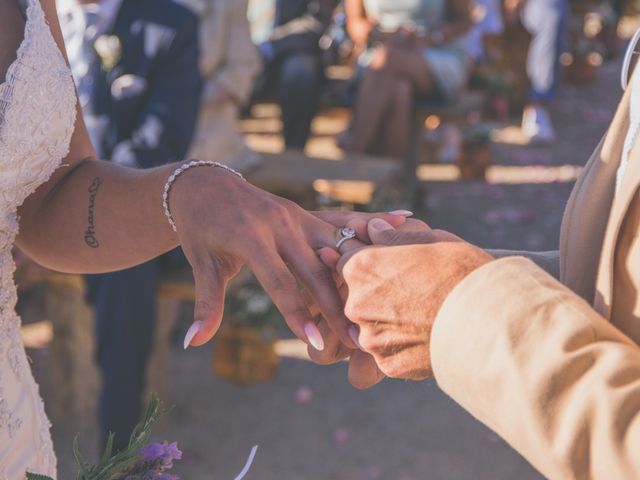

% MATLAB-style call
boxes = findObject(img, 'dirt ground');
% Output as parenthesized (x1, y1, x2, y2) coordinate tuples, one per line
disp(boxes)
(37, 54, 623, 479)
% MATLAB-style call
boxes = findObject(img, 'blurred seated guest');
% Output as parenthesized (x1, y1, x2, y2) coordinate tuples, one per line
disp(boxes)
(611, 0, 627, 20)
(505, 0, 568, 142)
(342, 0, 473, 158)
(248, 0, 339, 150)
(466, 0, 503, 63)
(58, 0, 201, 451)
(181, 0, 262, 173)
(603, 0, 626, 58)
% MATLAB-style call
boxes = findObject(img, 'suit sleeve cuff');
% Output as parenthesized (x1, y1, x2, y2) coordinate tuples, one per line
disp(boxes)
(430, 256, 547, 397)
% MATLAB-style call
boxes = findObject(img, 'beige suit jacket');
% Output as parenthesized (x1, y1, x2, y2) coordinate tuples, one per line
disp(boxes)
(432, 71, 640, 479)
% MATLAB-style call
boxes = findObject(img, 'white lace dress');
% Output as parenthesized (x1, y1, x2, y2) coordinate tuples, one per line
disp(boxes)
(0, 0, 77, 477)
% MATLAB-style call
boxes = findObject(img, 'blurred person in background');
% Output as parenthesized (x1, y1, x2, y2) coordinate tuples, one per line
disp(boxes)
(466, 0, 503, 63)
(504, 0, 569, 142)
(180, 0, 262, 173)
(248, 0, 339, 151)
(58, 0, 201, 450)
(341, 0, 474, 158)
(612, 0, 627, 20)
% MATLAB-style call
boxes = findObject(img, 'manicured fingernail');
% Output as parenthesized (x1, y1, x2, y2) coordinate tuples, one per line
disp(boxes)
(348, 325, 362, 350)
(304, 323, 325, 351)
(388, 209, 414, 217)
(369, 218, 394, 232)
(183, 321, 203, 350)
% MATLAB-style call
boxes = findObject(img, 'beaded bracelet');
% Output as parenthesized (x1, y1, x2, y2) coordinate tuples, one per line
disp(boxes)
(162, 160, 245, 232)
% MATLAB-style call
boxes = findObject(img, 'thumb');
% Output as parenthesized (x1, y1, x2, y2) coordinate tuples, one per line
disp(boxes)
(368, 218, 442, 246)
(367, 218, 401, 245)
(184, 258, 233, 349)
(348, 350, 386, 389)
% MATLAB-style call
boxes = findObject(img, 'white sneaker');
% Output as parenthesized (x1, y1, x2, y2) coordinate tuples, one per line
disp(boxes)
(522, 105, 556, 143)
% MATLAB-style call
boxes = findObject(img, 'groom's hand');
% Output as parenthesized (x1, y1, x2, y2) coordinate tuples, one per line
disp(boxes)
(333, 219, 492, 383)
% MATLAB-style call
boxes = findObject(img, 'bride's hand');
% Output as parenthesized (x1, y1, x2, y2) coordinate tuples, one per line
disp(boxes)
(168, 165, 409, 350)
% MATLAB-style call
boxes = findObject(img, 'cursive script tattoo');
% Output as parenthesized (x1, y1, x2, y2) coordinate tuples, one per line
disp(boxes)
(84, 177, 102, 248)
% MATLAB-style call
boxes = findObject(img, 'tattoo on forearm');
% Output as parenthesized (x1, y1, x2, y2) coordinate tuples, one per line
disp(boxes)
(84, 177, 102, 248)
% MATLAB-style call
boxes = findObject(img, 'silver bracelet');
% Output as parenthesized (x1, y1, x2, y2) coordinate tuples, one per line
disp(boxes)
(162, 160, 245, 232)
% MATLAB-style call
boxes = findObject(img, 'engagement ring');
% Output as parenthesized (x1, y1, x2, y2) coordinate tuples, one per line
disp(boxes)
(336, 227, 357, 249)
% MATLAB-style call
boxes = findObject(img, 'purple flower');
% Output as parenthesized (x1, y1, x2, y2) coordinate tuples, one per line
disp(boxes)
(139, 442, 182, 469)
(110, 442, 182, 480)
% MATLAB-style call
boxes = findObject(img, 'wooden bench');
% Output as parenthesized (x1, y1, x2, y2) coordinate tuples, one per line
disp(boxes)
(248, 150, 403, 209)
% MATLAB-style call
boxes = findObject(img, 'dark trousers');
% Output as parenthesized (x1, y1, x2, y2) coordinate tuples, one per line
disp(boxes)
(612, 0, 627, 19)
(257, 52, 323, 149)
(86, 260, 158, 450)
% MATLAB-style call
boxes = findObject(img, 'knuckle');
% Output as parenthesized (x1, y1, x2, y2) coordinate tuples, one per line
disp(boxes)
(263, 201, 294, 227)
(376, 353, 403, 378)
(343, 299, 360, 322)
(194, 300, 213, 319)
(235, 211, 252, 229)
(357, 330, 377, 353)
(386, 230, 404, 245)
(278, 197, 298, 212)
(310, 264, 333, 284)
(381, 362, 402, 379)
(285, 303, 312, 321)
(257, 199, 279, 217)
(342, 250, 368, 282)
(269, 272, 297, 294)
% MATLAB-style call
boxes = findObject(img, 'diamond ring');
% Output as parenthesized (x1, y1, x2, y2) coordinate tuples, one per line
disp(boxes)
(335, 227, 357, 250)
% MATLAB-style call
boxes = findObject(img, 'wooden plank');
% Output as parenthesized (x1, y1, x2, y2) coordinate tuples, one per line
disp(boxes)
(44, 277, 99, 432)
(249, 151, 400, 184)
(247, 151, 402, 205)
(158, 281, 195, 301)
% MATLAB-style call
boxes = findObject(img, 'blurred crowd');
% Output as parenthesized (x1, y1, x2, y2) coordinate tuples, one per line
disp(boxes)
(54, 0, 632, 452)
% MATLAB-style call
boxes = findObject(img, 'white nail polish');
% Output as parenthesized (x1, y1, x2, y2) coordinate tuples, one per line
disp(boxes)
(348, 326, 362, 350)
(304, 323, 325, 352)
(388, 209, 414, 217)
(183, 321, 203, 350)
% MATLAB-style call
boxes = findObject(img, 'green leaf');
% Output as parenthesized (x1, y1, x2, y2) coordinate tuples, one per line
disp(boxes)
(99, 432, 115, 466)
(72, 435, 92, 479)
(70, 393, 170, 480)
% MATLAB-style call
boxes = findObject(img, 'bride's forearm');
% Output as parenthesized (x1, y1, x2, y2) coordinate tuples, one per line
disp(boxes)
(17, 158, 180, 273)
(17, 148, 410, 352)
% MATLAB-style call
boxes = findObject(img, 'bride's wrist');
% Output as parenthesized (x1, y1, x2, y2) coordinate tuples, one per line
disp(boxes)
(163, 160, 245, 233)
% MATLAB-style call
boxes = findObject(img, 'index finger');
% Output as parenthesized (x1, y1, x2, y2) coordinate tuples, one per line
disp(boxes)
(250, 249, 324, 350)
(284, 239, 358, 349)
